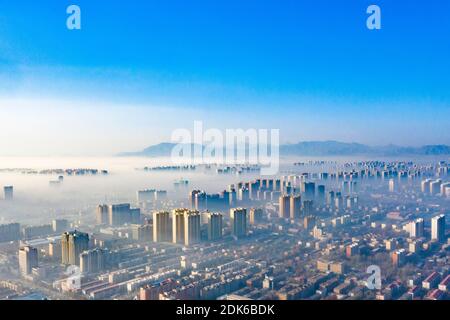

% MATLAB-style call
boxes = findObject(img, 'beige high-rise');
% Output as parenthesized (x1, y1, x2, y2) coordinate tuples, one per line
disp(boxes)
(290, 195, 301, 220)
(61, 231, 89, 266)
(153, 211, 170, 242)
(172, 209, 187, 244)
(19, 246, 38, 276)
(184, 210, 201, 246)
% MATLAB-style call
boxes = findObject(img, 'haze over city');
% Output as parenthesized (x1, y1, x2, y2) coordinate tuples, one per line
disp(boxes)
(0, 0, 449, 305)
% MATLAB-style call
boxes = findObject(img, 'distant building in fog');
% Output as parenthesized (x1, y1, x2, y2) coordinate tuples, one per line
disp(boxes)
(303, 182, 315, 200)
(0, 223, 21, 242)
(137, 189, 156, 203)
(389, 179, 396, 193)
(22, 224, 53, 239)
(96, 205, 109, 225)
(52, 219, 69, 233)
(80, 248, 107, 274)
(279, 195, 290, 219)
(249, 208, 264, 225)
(109, 204, 129, 226)
(3, 186, 13, 201)
(132, 224, 152, 242)
(302, 200, 314, 216)
(104, 204, 141, 226)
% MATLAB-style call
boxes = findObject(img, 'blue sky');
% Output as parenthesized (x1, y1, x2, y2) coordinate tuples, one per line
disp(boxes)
(0, 0, 449, 155)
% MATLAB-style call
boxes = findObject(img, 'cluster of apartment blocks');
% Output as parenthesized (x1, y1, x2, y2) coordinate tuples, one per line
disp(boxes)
(182, 161, 448, 227)
(5, 160, 449, 300)
(96, 204, 141, 226)
(187, 175, 329, 212)
(152, 207, 256, 246)
(421, 178, 450, 198)
(0, 219, 69, 242)
(373, 271, 450, 300)
(18, 229, 112, 278)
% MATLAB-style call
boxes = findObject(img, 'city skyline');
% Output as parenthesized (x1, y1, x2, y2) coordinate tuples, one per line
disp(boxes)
(0, 0, 449, 305)
(1, 160, 449, 301)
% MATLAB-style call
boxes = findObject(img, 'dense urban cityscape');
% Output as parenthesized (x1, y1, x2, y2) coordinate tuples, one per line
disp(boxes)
(0, 160, 448, 300)
(1, 1, 449, 313)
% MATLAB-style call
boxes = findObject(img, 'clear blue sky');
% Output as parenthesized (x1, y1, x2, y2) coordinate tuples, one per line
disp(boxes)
(0, 0, 449, 155)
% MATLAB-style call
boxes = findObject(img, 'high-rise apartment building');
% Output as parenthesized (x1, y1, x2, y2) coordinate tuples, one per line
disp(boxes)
(249, 208, 264, 225)
(184, 211, 201, 246)
(389, 179, 396, 193)
(153, 211, 171, 243)
(431, 214, 446, 242)
(304, 182, 315, 200)
(317, 185, 326, 203)
(19, 246, 38, 276)
(303, 215, 316, 230)
(290, 195, 301, 220)
(334, 193, 344, 211)
(49, 241, 62, 259)
(440, 182, 450, 196)
(105, 204, 140, 226)
(430, 180, 442, 195)
(303, 200, 314, 216)
(189, 190, 202, 209)
(326, 191, 335, 207)
(52, 219, 69, 233)
(421, 179, 432, 193)
(132, 224, 152, 242)
(207, 212, 223, 241)
(137, 189, 156, 203)
(155, 190, 167, 201)
(3, 186, 13, 201)
(238, 188, 250, 203)
(0, 223, 21, 242)
(409, 218, 424, 238)
(109, 204, 129, 226)
(80, 248, 107, 274)
(96, 205, 109, 225)
(230, 208, 247, 239)
(392, 249, 406, 267)
(22, 224, 53, 239)
(279, 195, 290, 219)
(173, 209, 187, 244)
(61, 231, 90, 266)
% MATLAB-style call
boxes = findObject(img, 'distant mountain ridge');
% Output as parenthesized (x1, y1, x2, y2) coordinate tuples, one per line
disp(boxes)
(118, 141, 450, 157)
(280, 141, 450, 156)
